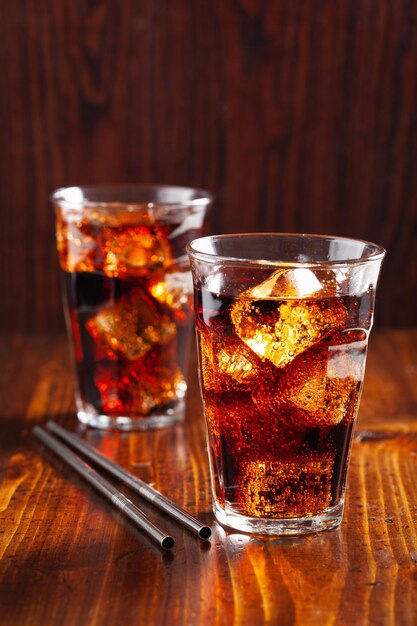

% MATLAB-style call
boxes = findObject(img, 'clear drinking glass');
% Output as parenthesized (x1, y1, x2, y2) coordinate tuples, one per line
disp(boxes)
(188, 233, 385, 535)
(52, 185, 212, 430)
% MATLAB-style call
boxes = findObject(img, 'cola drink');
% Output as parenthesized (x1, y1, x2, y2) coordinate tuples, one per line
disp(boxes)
(189, 235, 385, 534)
(195, 286, 369, 520)
(53, 186, 211, 430)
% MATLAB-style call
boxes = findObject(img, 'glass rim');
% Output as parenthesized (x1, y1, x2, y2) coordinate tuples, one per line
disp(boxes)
(187, 232, 386, 268)
(50, 184, 213, 210)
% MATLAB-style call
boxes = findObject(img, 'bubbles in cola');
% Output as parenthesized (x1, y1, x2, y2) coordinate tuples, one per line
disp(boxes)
(237, 452, 335, 518)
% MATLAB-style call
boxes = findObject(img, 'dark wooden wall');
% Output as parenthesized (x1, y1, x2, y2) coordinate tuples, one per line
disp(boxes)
(1, 1, 416, 331)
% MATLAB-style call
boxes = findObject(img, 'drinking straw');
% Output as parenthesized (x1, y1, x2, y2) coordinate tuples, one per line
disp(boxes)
(33, 426, 175, 550)
(46, 420, 212, 541)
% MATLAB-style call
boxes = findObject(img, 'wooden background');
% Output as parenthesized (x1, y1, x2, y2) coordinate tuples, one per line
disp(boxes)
(1, 0, 417, 331)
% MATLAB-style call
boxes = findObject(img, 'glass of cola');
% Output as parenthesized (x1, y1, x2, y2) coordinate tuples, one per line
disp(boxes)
(188, 233, 385, 535)
(52, 185, 212, 430)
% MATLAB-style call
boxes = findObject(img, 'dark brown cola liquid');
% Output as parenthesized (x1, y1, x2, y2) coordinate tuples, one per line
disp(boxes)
(56, 209, 195, 420)
(65, 270, 192, 418)
(195, 286, 368, 519)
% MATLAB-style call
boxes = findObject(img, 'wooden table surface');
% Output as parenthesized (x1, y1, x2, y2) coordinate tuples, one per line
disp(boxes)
(1, 330, 417, 626)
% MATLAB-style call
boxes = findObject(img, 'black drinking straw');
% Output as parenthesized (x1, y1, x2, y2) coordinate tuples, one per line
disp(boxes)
(46, 420, 212, 541)
(33, 426, 175, 550)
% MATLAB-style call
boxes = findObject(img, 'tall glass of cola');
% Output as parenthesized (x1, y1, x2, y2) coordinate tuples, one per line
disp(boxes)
(188, 234, 385, 535)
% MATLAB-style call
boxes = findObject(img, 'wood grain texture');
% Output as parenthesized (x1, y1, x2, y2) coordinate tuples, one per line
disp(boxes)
(0, 330, 417, 625)
(0, 1, 417, 328)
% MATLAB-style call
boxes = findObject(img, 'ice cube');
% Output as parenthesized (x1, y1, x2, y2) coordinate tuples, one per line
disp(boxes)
(273, 348, 328, 418)
(149, 268, 193, 310)
(56, 214, 102, 273)
(326, 376, 361, 425)
(198, 331, 243, 392)
(156, 209, 205, 260)
(198, 325, 268, 393)
(248, 268, 324, 299)
(230, 298, 348, 368)
(56, 208, 173, 275)
(327, 340, 365, 381)
(237, 452, 335, 518)
(326, 344, 365, 424)
(102, 224, 173, 278)
(252, 344, 360, 427)
(120, 363, 185, 415)
(95, 361, 185, 416)
(247, 267, 345, 300)
(216, 341, 265, 383)
(87, 289, 176, 361)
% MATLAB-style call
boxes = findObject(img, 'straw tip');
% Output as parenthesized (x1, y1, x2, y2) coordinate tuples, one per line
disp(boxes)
(33, 426, 43, 439)
(162, 536, 175, 550)
(199, 526, 212, 540)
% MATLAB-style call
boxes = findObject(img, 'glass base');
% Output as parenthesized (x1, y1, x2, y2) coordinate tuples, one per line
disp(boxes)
(76, 399, 185, 431)
(213, 500, 344, 536)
